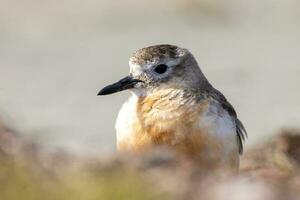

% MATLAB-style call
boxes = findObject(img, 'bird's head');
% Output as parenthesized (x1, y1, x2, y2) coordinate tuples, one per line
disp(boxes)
(98, 44, 210, 96)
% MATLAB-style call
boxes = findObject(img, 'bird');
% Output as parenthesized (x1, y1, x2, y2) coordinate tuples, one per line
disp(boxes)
(98, 44, 246, 171)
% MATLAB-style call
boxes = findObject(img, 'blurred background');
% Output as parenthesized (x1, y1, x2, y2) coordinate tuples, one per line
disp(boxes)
(1, 0, 300, 155)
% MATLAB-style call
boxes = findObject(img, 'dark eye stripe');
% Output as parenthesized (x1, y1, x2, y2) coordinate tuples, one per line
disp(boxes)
(154, 64, 168, 74)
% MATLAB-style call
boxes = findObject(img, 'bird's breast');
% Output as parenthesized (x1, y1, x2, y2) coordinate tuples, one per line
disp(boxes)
(116, 91, 208, 152)
(115, 91, 239, 169)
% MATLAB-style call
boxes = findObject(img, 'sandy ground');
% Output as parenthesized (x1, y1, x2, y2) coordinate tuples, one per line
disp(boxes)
(0, 0, 300, 154)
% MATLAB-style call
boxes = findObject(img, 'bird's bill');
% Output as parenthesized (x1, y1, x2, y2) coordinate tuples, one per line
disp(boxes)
(98, 75, 142, 95)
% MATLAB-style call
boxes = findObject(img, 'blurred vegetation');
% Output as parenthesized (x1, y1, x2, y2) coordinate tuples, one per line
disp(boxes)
(1, 120, 300, 200)
(0, 156, 168, 200)
(0, 121, 169, 200)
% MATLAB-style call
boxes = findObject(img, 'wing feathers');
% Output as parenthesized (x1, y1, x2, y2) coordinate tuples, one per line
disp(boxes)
(207, 88, 247, 154)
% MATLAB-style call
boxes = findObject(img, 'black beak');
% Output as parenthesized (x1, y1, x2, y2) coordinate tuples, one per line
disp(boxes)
(98, 75, 143, 96)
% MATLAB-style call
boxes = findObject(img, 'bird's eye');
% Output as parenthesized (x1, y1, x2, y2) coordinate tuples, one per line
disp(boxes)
(154, 64, 168, 74)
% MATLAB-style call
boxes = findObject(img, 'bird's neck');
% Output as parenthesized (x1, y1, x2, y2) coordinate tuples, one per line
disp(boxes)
(134, 88, 202, 127)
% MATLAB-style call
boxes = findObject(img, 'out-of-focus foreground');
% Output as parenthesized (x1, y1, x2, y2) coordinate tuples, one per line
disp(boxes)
(1, 120, 300, 200)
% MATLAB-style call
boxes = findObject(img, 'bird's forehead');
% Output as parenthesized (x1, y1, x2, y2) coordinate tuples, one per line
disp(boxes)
(129, 57, 181, 76)
(130, 45, 184, 65)
(128, 58, 155, 76)
(129, 45, 187, 72)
